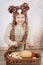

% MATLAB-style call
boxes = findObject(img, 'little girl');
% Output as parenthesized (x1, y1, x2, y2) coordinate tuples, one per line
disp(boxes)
(4, 3, 30, 51)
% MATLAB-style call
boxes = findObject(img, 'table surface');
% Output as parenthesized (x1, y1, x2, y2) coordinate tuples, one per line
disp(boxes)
(0, 50, 43, 65)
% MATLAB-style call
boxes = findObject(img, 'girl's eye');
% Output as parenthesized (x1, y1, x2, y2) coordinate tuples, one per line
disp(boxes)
(22, 17, 24, 18)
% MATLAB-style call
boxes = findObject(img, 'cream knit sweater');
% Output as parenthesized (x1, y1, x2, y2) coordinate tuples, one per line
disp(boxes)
(4, 23, 29, 50)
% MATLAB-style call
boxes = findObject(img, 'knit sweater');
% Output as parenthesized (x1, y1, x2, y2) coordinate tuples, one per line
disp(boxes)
(4, 23, 29, 51)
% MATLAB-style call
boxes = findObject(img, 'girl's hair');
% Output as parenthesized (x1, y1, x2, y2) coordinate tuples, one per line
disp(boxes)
(10, 13, 28, 41)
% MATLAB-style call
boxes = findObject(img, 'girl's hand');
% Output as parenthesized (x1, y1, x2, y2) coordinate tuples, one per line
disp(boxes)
(9, 41, 18, 47)
(26, 42, 35, 48)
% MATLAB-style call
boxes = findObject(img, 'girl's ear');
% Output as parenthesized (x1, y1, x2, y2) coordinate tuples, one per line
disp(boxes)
(8, 5, 14, 13)
(21, 3, 30, 11)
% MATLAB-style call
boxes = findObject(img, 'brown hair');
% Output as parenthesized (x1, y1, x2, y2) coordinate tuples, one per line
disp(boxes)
(8, 3, 30, 41)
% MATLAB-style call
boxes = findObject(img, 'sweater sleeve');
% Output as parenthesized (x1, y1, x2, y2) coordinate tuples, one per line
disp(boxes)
(4, 23, 18, 47)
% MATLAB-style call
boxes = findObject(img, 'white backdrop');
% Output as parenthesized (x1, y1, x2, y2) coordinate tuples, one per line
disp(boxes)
(0, 0, 43, 47)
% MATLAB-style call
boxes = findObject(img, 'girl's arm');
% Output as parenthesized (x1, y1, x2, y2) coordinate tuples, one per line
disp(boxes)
(4, 23, 18, 47)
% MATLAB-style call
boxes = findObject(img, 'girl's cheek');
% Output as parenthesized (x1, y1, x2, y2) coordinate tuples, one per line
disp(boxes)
(21, 18, 25, 22)
(23, 18, 25, 22)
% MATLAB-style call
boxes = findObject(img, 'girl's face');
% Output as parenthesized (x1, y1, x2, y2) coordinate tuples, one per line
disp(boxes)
(16, 14, 25, 25)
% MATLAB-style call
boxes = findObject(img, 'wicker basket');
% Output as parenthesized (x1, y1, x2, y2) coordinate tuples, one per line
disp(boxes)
(4, 46, 41, 65)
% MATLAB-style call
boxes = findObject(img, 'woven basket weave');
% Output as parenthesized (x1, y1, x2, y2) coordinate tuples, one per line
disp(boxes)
(4, 46, 41, 65)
